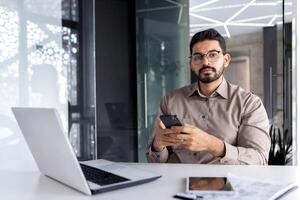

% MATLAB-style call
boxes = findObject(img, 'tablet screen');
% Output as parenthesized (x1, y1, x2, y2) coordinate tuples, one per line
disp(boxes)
(188, 177, 234, 192)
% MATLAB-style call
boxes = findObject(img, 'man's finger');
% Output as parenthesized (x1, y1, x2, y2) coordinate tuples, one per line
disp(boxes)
(170, 126, 183, 134)
(157, 117, 166, 129)
(161, 129, 176, 135)
(168, 133, 191, 145)
(162, 134, 191, 145)
(183, 123, 194, 128)
(171, 133, 190, 140)
(161, 138, 182, 146)
(171, 125, 194, 135)
(181, 126, 193, 134)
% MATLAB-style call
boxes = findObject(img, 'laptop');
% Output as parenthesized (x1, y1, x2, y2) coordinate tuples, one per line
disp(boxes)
(12, 107, 161, 195)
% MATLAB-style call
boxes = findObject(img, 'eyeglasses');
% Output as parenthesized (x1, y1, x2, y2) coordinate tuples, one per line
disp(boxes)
(189, 50, 223, 64)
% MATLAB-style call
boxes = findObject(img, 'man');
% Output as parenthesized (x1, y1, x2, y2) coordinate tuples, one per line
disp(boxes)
(146, 29, 270, 165)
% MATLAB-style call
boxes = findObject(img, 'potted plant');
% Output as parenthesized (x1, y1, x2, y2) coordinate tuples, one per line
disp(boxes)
(268, 125, 293, 165)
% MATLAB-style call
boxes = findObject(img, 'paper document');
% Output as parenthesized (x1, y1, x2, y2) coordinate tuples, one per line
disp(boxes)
(187, 174, 298, 200)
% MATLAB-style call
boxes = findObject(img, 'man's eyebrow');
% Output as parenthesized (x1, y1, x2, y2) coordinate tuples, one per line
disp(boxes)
(192, 49, 220, 55)
(192, 52, 203, 56)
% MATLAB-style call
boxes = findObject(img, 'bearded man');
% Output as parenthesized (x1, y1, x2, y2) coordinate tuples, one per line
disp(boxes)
(146, 29, 270, 165)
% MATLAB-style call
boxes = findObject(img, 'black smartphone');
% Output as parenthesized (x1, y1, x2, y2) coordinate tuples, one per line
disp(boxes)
(160, 115, 182, 128)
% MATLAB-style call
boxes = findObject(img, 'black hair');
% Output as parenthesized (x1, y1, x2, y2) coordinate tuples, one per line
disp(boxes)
(189, 29, 226, 55)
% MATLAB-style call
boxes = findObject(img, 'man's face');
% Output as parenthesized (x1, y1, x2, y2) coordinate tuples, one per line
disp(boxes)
(189, 40, 231, 84)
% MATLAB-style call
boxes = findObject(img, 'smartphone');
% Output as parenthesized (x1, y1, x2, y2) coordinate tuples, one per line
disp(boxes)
(185, 177, 236, 196)
(160, 115, 182, 128)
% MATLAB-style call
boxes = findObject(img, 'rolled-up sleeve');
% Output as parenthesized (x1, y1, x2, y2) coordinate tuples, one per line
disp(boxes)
(146, 96, 170, 163)
(220, 95, 271, 165)
(146, 145, 169, 163)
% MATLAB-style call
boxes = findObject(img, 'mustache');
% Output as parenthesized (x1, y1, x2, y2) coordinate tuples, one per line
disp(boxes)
(199, 65, 217, 73)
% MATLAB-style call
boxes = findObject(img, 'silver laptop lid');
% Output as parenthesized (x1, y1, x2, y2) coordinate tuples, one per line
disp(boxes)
(12, 107, 91, 195)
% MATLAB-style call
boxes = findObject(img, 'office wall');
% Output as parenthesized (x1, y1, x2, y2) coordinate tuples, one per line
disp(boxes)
(226, 30, 285, 127)
(0, 1, 67, 162)
(226, 31, 264, 101)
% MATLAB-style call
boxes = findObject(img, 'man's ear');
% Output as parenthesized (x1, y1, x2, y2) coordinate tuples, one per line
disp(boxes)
(223, 53, 231, 68)
(188, 58, 193, 71)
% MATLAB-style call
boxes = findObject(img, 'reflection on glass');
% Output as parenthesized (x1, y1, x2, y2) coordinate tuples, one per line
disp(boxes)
(0, 0, 88, 160)
(61, 0, 78, 21)
(24, 0, 62, 19)
(136, 0, 190, 162)
(189, 177, 230, 191)
(0, 0, 66, 161)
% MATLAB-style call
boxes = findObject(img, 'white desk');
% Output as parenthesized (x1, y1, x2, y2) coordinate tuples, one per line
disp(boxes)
(1, 160, 299, 200)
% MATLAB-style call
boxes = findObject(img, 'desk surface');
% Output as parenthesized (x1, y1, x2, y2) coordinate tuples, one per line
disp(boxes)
(1, 160, 299, 200)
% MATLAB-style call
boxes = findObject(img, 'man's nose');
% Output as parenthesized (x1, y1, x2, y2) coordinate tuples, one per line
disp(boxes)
(201, 56, 210, 65)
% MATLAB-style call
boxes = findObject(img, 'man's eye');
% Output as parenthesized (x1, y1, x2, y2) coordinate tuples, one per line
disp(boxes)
(209, 53, 218, 58)
(194, 55, 202, 60)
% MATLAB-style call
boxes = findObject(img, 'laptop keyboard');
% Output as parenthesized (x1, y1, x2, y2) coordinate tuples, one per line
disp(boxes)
(80, 163, 130, 186)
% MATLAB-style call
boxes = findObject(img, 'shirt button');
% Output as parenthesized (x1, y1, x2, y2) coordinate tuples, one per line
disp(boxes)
(193, 152, 197, 156)
(202, 115, 205, 119)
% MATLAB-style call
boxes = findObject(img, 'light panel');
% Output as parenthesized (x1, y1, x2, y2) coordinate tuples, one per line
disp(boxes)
(190, 0, 293, 37)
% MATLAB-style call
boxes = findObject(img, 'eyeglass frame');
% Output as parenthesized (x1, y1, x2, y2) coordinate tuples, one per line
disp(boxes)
(189, 49, 224, 64)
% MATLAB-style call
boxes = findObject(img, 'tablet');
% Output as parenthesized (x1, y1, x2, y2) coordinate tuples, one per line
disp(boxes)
(186, 177, 236, 195)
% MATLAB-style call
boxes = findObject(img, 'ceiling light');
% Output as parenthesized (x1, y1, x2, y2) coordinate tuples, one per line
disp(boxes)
(224, 25, 230, 38)
(189, 0, 292, 37)
(225, 0, 256, 23)
(136, 5, 178, 13)
(191, 4, 244, 12)
(234, 15, 275, 23)
(190, 0, 219, 11)
(228, 22, 272, 27)
(190, 23, 220, 28)
(190, 13, 222, 24)
(164, 0, 184, 7)
(268, 15, 278, 26)
(177, 5, 183, 24)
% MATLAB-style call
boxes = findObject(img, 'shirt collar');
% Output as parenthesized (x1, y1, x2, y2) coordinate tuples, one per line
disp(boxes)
(187, 82, 199, 97)
(187, 77, 229, 99)
(215, 77, 229, 99)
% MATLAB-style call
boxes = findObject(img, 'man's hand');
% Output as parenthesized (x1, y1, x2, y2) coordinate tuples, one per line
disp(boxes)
(170, 123, 226, 157)
(152, 117, 183, 151)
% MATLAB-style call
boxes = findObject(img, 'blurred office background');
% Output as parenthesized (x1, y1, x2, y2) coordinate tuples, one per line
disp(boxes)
(0, 0, 299, 165)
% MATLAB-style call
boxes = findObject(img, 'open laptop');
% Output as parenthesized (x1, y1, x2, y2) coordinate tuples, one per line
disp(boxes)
(12, 107, 161, 195)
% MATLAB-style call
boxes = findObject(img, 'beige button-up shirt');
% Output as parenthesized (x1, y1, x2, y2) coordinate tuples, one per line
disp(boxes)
(146, 78, 271, 165)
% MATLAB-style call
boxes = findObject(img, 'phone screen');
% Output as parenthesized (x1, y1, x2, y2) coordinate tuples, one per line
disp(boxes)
(160, 115, 182, 128)
(188, 177, 234, 192)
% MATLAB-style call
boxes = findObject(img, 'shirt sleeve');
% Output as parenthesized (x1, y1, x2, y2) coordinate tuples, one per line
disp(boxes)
(220, 94, 271, 165)
(146, 144, 169, 163)
(145, 96, 171, 163)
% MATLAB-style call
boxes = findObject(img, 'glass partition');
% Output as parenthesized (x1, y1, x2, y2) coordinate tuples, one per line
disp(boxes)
(136, 0, 190, 162)
(0, 0, 66, 161)
(0, 0, 96, 162)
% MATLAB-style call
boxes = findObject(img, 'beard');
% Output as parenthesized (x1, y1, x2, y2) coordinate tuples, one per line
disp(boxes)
(197, 64, 225, 84)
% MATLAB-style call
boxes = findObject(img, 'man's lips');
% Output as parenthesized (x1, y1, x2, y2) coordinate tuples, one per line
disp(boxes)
(199, 67, 216, 74)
